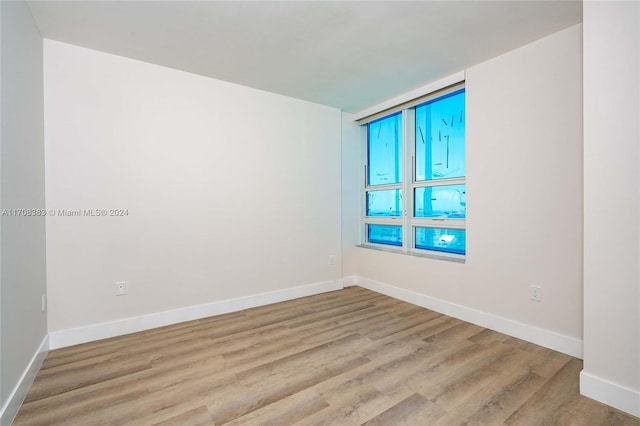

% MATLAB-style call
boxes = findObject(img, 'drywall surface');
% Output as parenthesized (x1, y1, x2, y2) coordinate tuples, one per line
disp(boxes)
(341, 112, 360, 279)
(583, 0, 639, 409)
(353, 25, 583, 342)
(44, 40, 342, 332)
(0, 0, 47, 414)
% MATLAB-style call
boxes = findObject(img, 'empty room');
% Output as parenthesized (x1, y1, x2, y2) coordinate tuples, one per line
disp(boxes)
(1, 0, 639, 424)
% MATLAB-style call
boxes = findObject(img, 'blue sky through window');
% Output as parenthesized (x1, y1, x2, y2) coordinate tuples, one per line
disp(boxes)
(367, 189, 402, 216)
(415, 89, 465, 181)
(414, 185, 466, 218)
(368, 224, 402, 246)
(415, 227, 466, 255)
(367, 112, 402, 186)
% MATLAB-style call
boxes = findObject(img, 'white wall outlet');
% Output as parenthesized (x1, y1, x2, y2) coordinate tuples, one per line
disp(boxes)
(41, 293, 46, 312)
(329, 255, 335, 265)
(116, 281, 127, 296)
(529, 285, 542, 302)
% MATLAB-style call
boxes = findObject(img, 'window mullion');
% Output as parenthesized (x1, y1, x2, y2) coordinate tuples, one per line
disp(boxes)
(412, 218, 466, 228)
(404, 108, 414, 253)
(364, 183, 403, 191)
(413, 177, 465, 188)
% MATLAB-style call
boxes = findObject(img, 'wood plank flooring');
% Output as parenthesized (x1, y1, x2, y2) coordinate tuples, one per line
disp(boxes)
(14, 287, 640, 425)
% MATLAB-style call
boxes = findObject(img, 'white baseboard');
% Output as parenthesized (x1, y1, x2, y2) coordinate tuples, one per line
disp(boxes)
(580, 371, 640, 418)
(342, 275, 358, 286)
(0, 335, 49, 426)
(49, 279, 343, 350)
(353, 275, 583, 358)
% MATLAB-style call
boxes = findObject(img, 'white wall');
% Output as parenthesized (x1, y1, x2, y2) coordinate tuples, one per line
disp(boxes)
(44, 40, 342, 334)
(0, 1, 48, 423)
(341, 112, 360, 278)
(350, 25, 583, 354)
(582, 1, 640, 417)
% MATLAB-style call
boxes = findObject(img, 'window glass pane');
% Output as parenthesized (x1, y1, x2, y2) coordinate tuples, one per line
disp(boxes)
(415, 227, 465, 255)
(366, 189, 402, 217)
(415, 89, 465, 181)
(414, 185, 466, 218)
(367, 113, 402, 186)
(367, 224, 402, 247)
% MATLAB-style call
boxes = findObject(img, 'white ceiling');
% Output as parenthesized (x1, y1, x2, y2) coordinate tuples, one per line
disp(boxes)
(27, 1, 582, 113)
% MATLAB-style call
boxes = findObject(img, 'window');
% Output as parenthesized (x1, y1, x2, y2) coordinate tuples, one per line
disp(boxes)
(362, 84, 466, 259)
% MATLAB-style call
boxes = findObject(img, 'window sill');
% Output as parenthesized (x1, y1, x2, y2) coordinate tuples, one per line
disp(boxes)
(356, 244, 466, 264)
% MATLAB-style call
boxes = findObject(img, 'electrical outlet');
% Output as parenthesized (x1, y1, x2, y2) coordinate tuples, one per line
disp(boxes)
(529, 285, 542, 302)
(41, 294, 46, 312)
(116, 281, 127, 296)
(329, 255, 335, 265)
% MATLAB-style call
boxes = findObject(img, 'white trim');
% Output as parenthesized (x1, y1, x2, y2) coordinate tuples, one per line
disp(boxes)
(0, 335, 49, 426)
(342, 275, 358, 287)
(49, 280, 343, 350)
(352, 275, 583, 358)
(580, 370, 640, 418)
(403, 107, 413, 249)
(353, 71, 466, 121)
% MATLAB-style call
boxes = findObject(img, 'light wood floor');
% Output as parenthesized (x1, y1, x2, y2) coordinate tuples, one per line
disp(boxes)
(15, 287, 639, 425)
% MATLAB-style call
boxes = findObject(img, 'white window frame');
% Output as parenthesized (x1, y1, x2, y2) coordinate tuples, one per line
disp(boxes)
(361, 115, 404, 250)
(360, 83, 466, 262)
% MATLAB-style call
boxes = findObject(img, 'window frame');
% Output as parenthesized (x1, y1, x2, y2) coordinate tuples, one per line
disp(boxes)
(361, 84, 466, 261)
